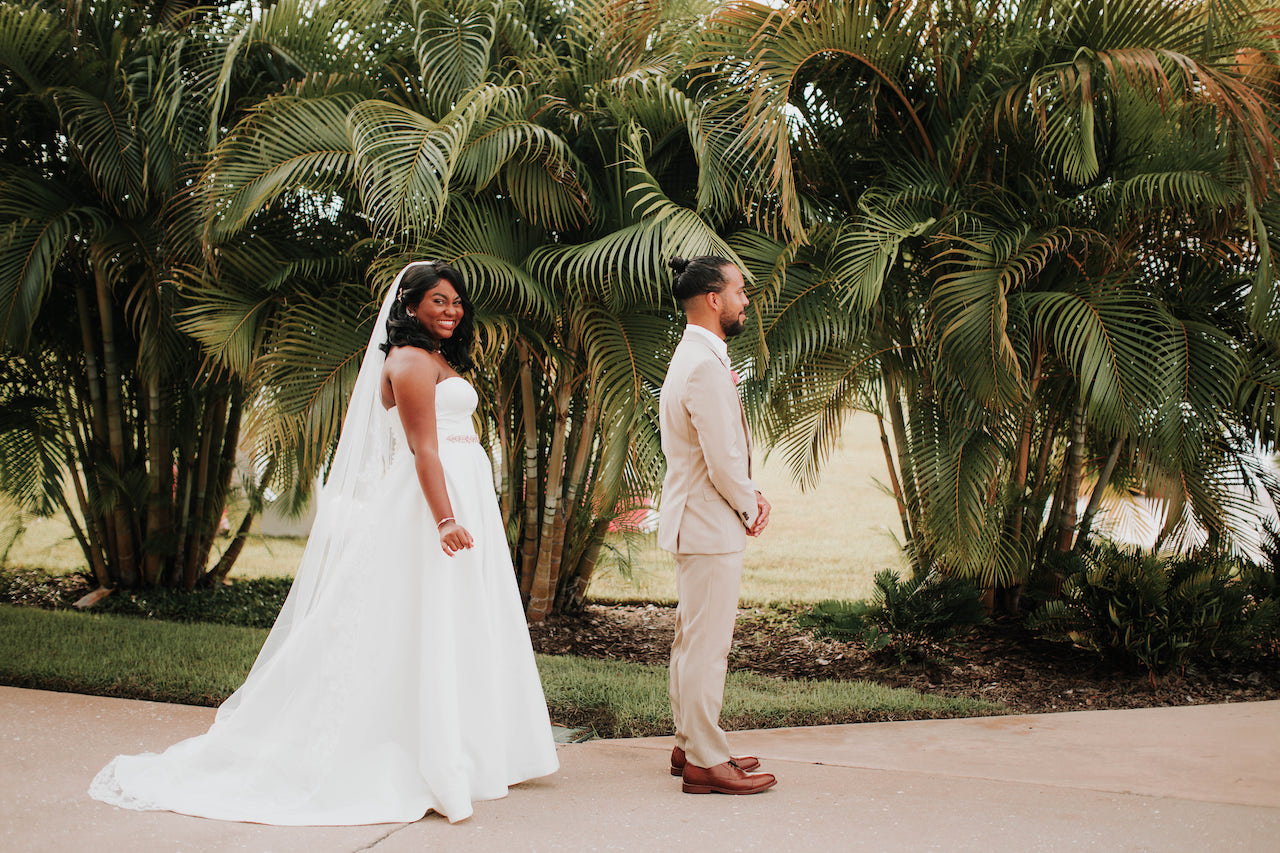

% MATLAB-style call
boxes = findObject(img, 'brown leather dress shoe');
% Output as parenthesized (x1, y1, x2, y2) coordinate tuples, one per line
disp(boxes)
(681, 761, 777, 795)
(670, 745, 760, 776)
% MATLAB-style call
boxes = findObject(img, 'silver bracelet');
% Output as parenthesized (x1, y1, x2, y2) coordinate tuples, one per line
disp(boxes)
(437, 516, 455, 527)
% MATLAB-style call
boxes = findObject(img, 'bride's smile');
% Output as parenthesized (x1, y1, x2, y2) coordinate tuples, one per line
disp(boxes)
(411, 282, 464, 340)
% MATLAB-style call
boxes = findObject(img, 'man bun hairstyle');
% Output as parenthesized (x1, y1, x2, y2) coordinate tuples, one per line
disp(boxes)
(380, 260, 476, 373)
(670, 255, 732, 304)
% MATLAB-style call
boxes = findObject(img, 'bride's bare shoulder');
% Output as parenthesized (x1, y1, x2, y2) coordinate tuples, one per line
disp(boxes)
(384, 345, 441, 378)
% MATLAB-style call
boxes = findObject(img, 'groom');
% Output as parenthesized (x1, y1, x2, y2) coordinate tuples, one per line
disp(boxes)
(658, 255, 776, 795)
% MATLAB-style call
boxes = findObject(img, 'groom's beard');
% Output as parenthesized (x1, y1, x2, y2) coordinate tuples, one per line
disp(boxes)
(721, 312, 746, 338)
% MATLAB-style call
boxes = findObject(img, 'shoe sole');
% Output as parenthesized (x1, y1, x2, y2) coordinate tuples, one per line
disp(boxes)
(681, 778, 777, 795)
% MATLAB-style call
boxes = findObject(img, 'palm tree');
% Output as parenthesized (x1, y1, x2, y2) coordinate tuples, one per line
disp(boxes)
(185, 0, 779, 619)
(694, 0, 1280, 605)
(0, 0, 371, 589)
(1, 0, 237, 589)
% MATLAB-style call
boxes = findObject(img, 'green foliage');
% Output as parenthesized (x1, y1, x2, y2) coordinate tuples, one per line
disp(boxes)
(92, 577, 293, 629)
(1028, 545, 1280, 674)
(0, 604, 1001, 732)
(0, 0, 350, 589)
(800, 569, 986, 659)
(799, 598, 875, 641)
(700, 0, 1280, 592)
(0, 567, 289, 629)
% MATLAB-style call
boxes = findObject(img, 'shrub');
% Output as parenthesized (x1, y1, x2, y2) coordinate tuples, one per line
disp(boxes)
(94, 577, 293, 628)
(800, 569, 986, 659)
(0, 567, 291, 629)
(1028, 544, 1280, 674)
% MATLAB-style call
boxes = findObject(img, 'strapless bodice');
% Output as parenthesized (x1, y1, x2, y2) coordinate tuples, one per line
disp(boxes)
(386, 376, 479, 459)
(431, 376, 479, 435)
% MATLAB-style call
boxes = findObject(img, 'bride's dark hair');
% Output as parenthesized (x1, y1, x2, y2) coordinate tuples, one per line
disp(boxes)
(379, 261, 476, 373)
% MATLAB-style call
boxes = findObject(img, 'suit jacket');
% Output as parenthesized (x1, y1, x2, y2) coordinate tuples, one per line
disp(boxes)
(657, 326, 758, 555)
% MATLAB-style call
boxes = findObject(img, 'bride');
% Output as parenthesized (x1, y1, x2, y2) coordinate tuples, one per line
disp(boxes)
(89, 260, 559, 825)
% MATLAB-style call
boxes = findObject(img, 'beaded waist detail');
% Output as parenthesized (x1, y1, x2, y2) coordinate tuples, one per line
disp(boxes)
(442, 433, 480, 445)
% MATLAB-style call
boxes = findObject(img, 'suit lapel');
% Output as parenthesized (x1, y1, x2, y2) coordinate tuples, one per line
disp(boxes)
(683, 329, 752, 477)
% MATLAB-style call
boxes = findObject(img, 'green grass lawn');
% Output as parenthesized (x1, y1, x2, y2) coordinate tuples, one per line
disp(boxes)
(2, 413, 906, 605)
(0, 605, 999, 737)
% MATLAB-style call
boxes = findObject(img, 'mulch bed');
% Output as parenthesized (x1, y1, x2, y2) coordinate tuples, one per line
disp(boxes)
(528, 603, 1280, 715)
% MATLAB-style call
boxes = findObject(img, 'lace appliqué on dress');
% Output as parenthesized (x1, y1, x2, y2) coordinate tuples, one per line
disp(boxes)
(89, 754, 163, 811)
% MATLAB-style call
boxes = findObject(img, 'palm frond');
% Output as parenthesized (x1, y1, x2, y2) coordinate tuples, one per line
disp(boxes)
(415, 198, 554, 321)
(0, 2, 73, 92)
(250, 285, 376, 485)
(412, 0, 497, 114)
(349, 84, 524, 237)
(205, 80, 367, 240)
(0, 176, 95, 349)
(1026, 287, 1173, 432)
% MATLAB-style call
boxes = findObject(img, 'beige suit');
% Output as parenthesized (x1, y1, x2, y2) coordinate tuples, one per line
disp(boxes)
(658, 326, 758, 768)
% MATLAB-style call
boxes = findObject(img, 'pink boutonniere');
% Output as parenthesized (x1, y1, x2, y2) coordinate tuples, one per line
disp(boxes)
(730, 369, 741, 386)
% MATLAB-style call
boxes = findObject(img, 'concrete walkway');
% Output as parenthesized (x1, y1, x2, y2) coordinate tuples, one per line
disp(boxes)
(3, 686, 1277, 852)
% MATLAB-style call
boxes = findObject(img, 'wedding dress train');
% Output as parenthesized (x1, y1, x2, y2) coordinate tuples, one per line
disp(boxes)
(89, 377, 558, 825)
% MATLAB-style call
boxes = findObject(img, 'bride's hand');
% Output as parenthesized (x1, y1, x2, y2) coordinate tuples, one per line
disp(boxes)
(438, 520, 474, 556)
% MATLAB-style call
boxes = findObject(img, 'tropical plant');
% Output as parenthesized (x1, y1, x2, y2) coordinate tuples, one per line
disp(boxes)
(181, 0, 783, 620)
(1029, 543, 1280, 673)
(1, 0, 246, 589)
(800, 569, 986, 661)
(0, 0, 369, 589)
(694, 0, 1280, 609)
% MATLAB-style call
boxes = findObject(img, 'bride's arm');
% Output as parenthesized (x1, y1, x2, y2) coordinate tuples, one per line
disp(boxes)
(386, 349, 475, 555)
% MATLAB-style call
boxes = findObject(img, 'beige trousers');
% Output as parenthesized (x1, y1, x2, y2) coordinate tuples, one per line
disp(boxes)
(669, 550, 744, 768)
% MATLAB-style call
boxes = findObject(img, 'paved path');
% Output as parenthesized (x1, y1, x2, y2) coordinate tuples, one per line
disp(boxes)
(3, 687, 1277, 851)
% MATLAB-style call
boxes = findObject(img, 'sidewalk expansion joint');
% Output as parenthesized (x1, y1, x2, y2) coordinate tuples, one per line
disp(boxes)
(355, 823, 413, 851)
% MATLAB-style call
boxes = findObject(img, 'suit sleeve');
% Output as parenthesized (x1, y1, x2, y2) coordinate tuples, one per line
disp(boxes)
(684, 358, 759, 530)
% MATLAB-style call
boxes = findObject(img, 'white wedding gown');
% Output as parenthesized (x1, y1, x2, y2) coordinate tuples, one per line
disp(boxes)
(90, 377, 558, 825)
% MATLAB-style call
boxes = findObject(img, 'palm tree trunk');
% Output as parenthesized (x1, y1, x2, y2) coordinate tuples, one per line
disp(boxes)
(192, 389, 242, 588)
(183, 392, 224, 588)
(526, 379, 574, 623)
(516, 341, 540, 600)
(990, 349, 1044, 611)
(876, 413, 912, 543)
(553, 394, 600, 606)
(92, 254, 137, 585)
(883, 366, 921, 554)
(74, 283, 107, 439)
(1008, 348, 1043, 544)
(1026, 416, 1059, 536)
(171, 417, 196, 587)
(1055, 394, 1087, 553)
(57, 381, 111, 587)
(1074, 432, 1126, 552)
(565, 519, 611, 613)
(142, 374, 168, 586)
(496, 369, 514, 526)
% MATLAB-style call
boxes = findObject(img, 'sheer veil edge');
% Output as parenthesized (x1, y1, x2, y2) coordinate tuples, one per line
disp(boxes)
(219, 261, 424, 718)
